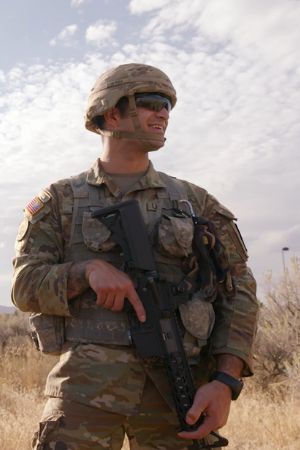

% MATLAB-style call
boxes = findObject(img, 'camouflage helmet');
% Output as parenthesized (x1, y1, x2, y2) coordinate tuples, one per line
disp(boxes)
(85, 63, 177, 150)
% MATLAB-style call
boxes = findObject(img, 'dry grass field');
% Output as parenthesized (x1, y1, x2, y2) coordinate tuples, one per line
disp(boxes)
(1, 258, 300, 449)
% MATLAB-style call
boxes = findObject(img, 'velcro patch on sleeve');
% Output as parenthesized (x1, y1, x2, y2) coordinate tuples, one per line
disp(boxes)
(24, 190, 52, 222)
(26, 196, 44, 215)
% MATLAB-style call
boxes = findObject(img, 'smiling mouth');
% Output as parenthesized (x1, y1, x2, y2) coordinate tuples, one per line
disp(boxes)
(149, 124, 165, 132)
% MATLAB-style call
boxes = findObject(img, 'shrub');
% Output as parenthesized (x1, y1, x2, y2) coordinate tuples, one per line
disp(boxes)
(0, 309, 29, 349)
(254, 257, 300, 398)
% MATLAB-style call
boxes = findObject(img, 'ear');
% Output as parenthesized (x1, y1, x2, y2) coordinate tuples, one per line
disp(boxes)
(103, 107, 121, 129)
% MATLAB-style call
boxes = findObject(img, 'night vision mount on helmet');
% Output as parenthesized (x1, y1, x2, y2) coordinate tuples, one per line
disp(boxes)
(85, 63, 177, 150)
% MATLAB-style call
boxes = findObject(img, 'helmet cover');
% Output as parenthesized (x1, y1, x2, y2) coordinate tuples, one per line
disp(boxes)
(85, 63, 177, 138)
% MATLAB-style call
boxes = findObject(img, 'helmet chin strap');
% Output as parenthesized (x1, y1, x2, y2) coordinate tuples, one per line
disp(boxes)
(96, 94, 166, 151)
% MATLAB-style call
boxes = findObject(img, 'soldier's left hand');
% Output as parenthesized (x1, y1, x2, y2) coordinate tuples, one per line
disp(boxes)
(177, 380, 232, 440)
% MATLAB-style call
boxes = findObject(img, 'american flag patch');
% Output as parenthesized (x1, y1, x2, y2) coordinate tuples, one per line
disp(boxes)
(25, 196, 44, 216)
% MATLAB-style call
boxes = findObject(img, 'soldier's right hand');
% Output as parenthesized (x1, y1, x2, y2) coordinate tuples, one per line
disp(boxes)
(85, 259, 146, 322)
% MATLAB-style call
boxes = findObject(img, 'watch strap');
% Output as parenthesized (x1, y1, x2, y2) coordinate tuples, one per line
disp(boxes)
(210, 371, 244, 400)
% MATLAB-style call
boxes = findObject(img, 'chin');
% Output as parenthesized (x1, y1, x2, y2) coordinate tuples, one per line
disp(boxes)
(148, 145, 164, 152)
(146, 138, 166, 152)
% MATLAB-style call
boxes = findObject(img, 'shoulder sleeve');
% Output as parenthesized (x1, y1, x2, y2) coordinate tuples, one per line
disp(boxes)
(203, 193, 259, 376)
(12, 180, 74, 317)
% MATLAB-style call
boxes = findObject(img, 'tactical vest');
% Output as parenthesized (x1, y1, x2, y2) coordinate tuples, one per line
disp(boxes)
(64, 171, 203, 346)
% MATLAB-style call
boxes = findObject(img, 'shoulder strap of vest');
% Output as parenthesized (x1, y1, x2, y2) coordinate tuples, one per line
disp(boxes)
(179, 179, 206, 216)
(157, 172, 188, 202)
(157, 172, 205, 215)
(68, 172, 87, 246)
(70, 171, 107, 204)
(70, 171, 89, 198)
(69, 171, 103, 246)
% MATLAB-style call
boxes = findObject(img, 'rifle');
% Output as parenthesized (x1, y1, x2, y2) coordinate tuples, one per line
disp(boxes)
(92, 199, 228, 449)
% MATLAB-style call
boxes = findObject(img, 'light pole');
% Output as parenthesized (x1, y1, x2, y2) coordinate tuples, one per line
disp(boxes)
(281, 247, 289, 272)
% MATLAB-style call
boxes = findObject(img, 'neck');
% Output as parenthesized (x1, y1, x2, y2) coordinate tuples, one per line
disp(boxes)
(100, 138, 150, 174)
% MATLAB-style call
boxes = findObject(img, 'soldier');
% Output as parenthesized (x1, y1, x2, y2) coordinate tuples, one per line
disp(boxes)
(12, 63, 259, 450)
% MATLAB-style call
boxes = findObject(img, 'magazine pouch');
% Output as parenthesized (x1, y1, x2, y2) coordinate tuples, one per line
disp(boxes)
(29, 313, 65, 354)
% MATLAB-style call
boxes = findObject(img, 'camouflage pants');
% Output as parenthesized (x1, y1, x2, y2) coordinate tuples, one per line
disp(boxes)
(32, 377, 213, 450)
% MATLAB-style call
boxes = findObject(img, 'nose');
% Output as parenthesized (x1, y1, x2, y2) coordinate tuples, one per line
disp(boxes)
(156, 106, 169, 120)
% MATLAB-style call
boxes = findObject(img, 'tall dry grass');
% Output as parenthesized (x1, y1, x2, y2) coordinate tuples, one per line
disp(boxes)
(223, 257, 300, 450)
(0, 312, 57, 450)
(1, 258, 300, 449)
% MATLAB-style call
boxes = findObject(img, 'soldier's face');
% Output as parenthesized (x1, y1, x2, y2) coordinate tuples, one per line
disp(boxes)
(137, 105, 169, 136)
(116, 103, 169, 151)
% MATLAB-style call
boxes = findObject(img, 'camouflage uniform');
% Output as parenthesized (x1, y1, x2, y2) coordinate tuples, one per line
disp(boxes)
(12, 159, 258, 450)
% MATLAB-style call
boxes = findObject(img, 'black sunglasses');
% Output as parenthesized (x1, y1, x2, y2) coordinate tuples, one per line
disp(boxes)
(135, 93, 172, 112)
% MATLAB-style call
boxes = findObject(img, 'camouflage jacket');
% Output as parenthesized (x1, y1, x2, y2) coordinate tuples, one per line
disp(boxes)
(12, 159, 258, 413)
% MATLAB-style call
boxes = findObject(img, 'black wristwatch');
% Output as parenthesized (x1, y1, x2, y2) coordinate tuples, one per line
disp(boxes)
(210, 371, 244, 400)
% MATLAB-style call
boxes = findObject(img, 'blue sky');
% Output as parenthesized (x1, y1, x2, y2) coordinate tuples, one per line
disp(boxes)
(0, 0, 139, 71)
(1, 0, 300, 306)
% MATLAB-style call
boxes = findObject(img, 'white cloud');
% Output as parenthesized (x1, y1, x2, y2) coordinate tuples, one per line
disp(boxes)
(129, 0, 170, 14)
(1, 0, 300, 305)
(136, 0, 300, 69)
(197, 0, 300, 69)
(85, 20, 117, 47)
(70, 0, 89, 7)
(49, 24, 78, 47)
